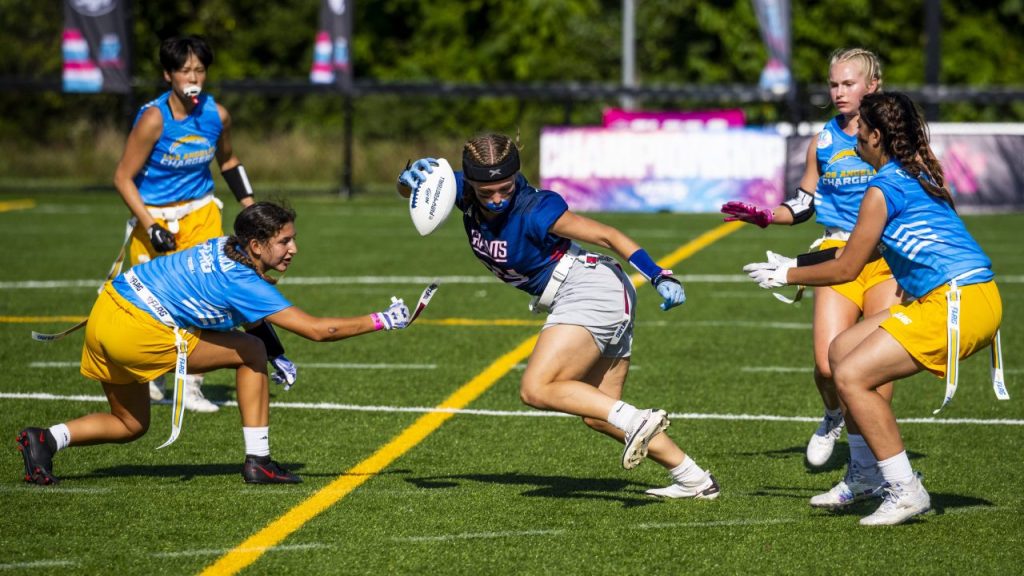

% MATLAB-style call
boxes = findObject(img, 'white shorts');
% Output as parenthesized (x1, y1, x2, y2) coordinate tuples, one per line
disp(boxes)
(542, 258, 636, 358)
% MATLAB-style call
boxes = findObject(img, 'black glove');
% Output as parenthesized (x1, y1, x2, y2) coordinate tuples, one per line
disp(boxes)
(148, 224, 176, 253)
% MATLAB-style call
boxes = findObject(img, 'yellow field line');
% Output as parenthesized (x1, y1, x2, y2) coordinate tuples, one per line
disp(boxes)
(200, 336, 539, 575)
(0, 199, 36, 213)
(202, 220, 743, 576)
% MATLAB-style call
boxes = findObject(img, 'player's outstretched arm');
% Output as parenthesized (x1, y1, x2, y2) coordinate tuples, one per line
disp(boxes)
(266, 298, 411, 342)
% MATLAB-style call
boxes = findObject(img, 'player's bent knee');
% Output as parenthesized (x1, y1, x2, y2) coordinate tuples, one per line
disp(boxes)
(518, 379, 550, 410)
(237, 333, 268, 369)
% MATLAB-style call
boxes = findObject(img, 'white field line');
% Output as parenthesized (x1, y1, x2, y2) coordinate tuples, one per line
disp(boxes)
(3, 274, 1023, 291)
(394, 529, 565, 543)
(2, 392, 1022, 426)
(27, 361, 436, 370)
(151, 543, 330, 559)
(0, 560, 77, 570)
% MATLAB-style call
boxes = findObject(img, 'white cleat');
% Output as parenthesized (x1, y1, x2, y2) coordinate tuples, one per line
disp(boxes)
(621, 409, 669, 470)
(809, 463, 883, 509)
(181, 376, 219, 413)
(646, 472, 721, 500)
(148, 380, 165, 402)
(859, 475, 931, 526)
(806, 412, 844, 467)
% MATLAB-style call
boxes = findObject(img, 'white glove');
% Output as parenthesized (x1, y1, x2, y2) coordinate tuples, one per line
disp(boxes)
(743, 251, 795, 289)
(372, 297, 411, 331)
(270, 355, 297, 391)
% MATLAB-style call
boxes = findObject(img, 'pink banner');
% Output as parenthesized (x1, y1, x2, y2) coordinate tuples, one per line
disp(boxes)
(602, 108, 746, 131)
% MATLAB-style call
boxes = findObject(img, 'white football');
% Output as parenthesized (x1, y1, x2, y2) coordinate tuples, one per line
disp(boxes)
(409, 158, 457, 236)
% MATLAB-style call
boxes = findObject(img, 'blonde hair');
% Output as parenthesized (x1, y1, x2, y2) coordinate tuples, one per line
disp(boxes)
(828, 48, 883, 89)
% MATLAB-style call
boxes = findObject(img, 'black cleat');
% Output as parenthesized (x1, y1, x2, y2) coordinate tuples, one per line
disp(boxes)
(242, 455, 302, 484)
(16, 427, 58, 486)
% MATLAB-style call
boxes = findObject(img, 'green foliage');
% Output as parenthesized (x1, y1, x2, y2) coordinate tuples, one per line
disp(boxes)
(1, 0, 1023, 182)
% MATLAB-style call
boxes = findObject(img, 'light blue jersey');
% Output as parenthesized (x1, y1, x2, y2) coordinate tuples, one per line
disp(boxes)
(112, 237, 292, 330)
(455, 173, 570, 295)
(132, 91, 222, 205)
(814, 115, 876, 230)
(872, 161, 993, 298)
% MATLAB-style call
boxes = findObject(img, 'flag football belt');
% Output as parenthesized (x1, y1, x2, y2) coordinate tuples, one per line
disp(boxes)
(146, 194, 223, 233)
(530, 243, 610, 314)
(934, 267, 1008, 414)
(124, 269, 190, 448)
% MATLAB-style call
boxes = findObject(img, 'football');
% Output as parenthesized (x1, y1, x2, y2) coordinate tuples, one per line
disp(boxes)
(409, 158, 457, 236)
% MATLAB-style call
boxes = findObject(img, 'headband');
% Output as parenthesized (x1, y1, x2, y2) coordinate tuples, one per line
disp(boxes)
(462, 145, 520, 182)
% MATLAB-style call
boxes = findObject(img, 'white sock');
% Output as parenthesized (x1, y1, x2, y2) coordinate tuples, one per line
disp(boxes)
(669, 455, 707, 485)
(848, 434, 877, 471)
(607, 401, 638, 432)
(243, 426, 270, 457)
(825, 406, 843, 420)
(49, 423, 71, 452)
(876, 450, 915, 485)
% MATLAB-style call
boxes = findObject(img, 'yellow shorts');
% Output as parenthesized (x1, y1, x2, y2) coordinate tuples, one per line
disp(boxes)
(819, 238, 894, 311)
(80, 283, 201, 385)
(129, 199, 223, 266)
(880, 280, 1002, 377)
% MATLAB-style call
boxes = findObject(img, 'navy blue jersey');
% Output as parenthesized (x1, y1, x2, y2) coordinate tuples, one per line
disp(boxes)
(455, 173, 570, 295)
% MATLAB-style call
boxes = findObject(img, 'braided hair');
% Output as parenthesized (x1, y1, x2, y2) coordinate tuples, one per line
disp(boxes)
(859, 92, 954, 209)
(463, 133, 519, 168)
(224, 202, 296, 284)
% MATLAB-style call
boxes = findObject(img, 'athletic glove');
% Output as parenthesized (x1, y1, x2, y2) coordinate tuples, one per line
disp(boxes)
(148, 223, 176, 252)
(371, 297, 411, 331)
(397, 158, 438, 190)
(720, 201, 774, 228)
(652, 272, 686, 311)
(743, 251, 796, 289)
(270, 355, 297, 391)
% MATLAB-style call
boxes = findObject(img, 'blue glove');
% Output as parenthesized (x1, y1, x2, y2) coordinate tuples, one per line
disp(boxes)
(652, 273, 686, 311)
(270, 355, 297, 391)
(398, 157, 438, 190)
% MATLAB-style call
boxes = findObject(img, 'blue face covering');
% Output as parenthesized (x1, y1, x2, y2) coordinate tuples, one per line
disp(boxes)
(485, 199, 510, 213)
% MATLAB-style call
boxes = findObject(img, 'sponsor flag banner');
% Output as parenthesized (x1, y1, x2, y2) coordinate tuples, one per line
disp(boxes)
(62, 0, 130, 93)
(540, 127, 785, 213)
(751, 0, 791, 94)
(602, 108, 746, 131)
(785, 126, 1024, 211)
(311, 0, 353, 88)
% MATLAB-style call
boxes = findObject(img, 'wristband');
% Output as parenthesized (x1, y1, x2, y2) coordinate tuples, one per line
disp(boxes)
(627, 249, 662, 281)
(796, 247, 839, 267)
(782, 188, 815, 224)
(370, 312, 385, 331)
(222, 165, 254, 202)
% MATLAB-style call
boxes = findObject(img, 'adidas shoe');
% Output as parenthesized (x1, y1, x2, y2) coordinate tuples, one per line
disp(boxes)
(621, 408, 669, 470)
(806, 411, 844, 467)
(860, 475, 931, 526)
(242, 455, 302, 484)
(16, 428, 58, 486)
(646, 472, 721, 500)
(182, 376, 219, 413)
(809, 462, 883, 509)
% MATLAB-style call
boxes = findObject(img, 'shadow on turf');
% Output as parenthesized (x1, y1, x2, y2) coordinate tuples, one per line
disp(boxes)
(68, 461, 308, 482)
(404, 472, 661, 508)
(736, 444, 927, 475)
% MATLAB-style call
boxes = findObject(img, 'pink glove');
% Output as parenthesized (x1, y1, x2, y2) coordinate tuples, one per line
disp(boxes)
(721, 201, 773, 228)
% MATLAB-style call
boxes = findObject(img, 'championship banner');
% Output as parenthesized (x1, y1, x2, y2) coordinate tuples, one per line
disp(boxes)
(785, 124, 1024, 211)
(310, 0, 353, 88)
(62, 0, 130, 93)
(540, 127, 786, 213)
(751, 0, 791, 94)
(603, 108, 746, 131)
